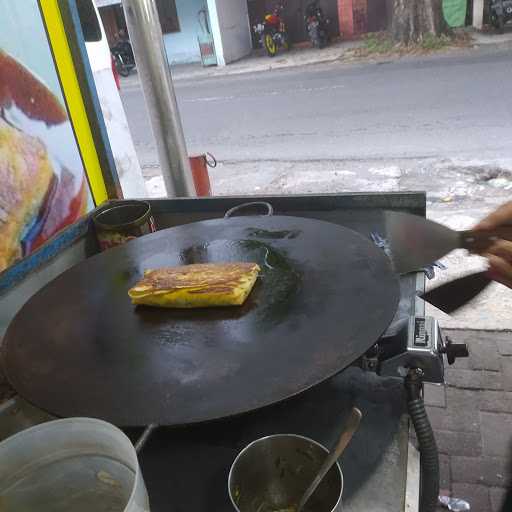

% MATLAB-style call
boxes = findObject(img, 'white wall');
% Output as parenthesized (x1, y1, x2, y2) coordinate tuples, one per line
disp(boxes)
(92, 69, 148, 198)
(163, 0, 205, 64)
(88, 1, 147, 198)
(473, 0, 484, 29)
(207, 0, 252, 66)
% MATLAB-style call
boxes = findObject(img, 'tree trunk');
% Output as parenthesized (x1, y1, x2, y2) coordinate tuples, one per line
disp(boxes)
(392, 0, 449, 44)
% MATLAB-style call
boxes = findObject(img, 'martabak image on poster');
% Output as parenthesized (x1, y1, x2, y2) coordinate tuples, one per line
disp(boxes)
(0, 1, 93, 273)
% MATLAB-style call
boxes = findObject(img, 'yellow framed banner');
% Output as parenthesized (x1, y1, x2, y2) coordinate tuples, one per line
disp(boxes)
(39, 0, 109, 204)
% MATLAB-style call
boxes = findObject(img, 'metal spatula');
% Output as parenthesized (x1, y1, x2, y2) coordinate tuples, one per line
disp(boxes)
(384, 211, 512, 275)
(420, 271, 492, 314)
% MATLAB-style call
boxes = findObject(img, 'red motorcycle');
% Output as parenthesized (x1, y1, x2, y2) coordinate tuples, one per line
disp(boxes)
(253, 4, 290, 57)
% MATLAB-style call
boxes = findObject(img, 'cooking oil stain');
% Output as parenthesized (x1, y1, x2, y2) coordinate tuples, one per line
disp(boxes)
(245, 228, 301, 240)
(178, 239, 303, 327)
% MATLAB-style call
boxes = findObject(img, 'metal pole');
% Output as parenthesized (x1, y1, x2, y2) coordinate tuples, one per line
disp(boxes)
(122, 0, 196, 197)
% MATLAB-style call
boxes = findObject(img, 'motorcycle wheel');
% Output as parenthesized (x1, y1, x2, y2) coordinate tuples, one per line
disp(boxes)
(119, 66, 131, 77)
(264, 34, 278, 57)
(114, 56, 130, 77)
(282, 33, 290, 52)
(318, 28, 329, 48)
(498, 15, 505, 34)
(308, 26, 321, 48)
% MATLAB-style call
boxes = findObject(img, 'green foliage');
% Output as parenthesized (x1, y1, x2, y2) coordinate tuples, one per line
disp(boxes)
(362, 32, 394, 54)
(354, 31, 465, 59)
(419, 33, 452, 50)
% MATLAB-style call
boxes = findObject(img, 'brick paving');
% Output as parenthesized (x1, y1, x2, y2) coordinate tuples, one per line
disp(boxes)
(426, 330, 512, 512)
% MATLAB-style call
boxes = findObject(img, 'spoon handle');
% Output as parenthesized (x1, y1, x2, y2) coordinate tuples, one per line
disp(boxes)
(297, 407, 362, 512)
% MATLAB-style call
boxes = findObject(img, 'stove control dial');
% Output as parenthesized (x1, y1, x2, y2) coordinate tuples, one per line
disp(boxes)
(440, 337, 469, 365)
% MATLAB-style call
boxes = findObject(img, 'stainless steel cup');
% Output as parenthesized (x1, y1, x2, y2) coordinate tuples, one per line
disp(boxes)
(228, 434, 343, 512)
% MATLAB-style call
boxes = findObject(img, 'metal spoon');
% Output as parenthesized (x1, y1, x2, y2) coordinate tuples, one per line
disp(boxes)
(296, 407, 363, 512)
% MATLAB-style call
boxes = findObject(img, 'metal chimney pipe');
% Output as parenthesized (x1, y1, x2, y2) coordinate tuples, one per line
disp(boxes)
(121, 0, 196, 197)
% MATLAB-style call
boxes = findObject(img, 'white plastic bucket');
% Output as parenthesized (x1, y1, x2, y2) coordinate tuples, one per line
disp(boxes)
(0, 417, 150, 512)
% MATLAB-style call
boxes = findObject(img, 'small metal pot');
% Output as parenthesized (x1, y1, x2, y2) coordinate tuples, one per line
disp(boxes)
(228, 434, 343, 512)
(93, 200, 156, 251)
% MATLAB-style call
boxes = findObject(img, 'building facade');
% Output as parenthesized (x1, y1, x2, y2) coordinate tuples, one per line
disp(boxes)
(338, 0, 391, 39)
(95, 0, 402, 68)
(95, 0, 252, 66)
(246, 0, 390, 44)
(247, 0, 341, 44)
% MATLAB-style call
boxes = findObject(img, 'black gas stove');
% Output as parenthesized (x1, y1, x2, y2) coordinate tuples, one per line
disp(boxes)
(0, 192, 468, 512)
(118, 192, 468, 512)
(147, 193, 467, 386)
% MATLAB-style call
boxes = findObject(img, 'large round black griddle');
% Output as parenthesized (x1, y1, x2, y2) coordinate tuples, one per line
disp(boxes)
(2, 215, 399, 427)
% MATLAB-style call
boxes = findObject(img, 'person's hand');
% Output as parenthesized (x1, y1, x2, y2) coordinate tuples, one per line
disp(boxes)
(475, 202, 512, 288)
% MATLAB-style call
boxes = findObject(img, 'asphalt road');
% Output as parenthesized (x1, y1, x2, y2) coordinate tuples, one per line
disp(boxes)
(121, 48, 512, 167)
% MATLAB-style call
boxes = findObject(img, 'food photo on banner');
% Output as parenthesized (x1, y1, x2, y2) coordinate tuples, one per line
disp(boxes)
(0, 0, 94, 273)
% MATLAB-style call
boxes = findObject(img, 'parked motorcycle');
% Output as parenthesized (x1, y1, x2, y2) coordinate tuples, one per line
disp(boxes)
(253, 4, 290, 57)
(490, 0, 512, 33)
(111, 39, 135, 77)
(305, 0, 330, 48)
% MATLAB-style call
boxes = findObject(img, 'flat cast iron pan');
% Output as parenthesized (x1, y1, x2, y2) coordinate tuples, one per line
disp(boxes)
(2, 214, 399, 426)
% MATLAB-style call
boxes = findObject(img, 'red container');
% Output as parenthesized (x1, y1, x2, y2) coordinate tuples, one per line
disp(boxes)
(189, 153, 216, 197)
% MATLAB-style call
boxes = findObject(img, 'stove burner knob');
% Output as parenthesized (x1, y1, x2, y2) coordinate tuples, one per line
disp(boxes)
(441, 336, 469, 365)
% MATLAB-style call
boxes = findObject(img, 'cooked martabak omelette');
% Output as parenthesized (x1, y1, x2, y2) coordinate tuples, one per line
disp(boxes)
(128, 262, 261, 308)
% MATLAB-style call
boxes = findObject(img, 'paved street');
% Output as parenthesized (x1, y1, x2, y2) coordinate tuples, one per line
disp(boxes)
(121, 47, 512, 168)
(426, 330, 512, 511)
